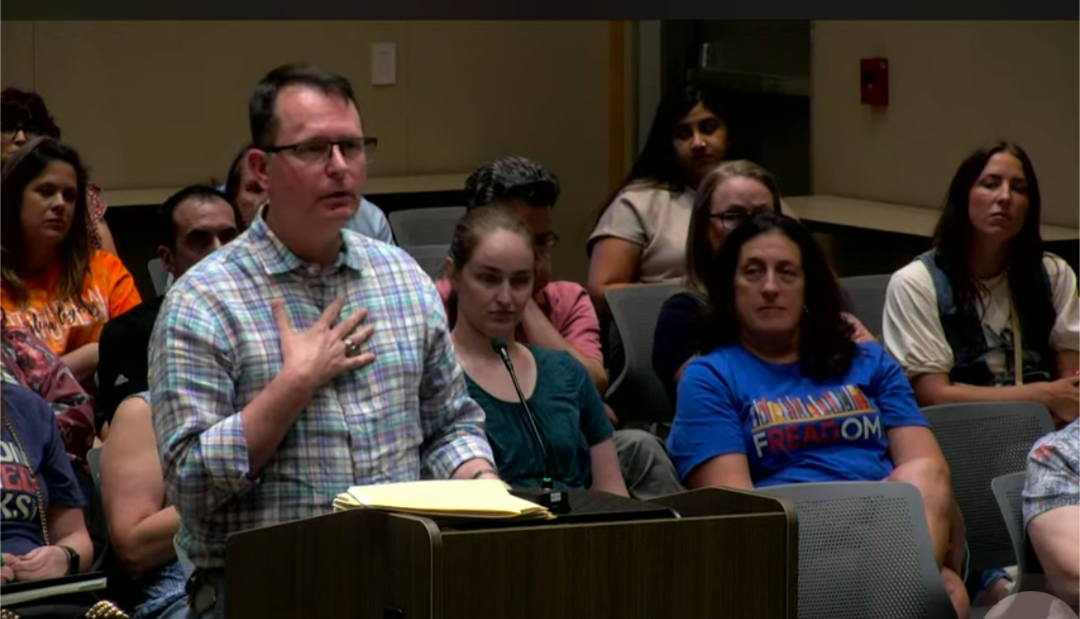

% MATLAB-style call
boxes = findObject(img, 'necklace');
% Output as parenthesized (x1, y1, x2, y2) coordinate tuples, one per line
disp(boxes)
(3, 417, 50, 544)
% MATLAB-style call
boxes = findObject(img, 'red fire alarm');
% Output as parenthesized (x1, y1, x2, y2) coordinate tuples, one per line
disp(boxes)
(860, 57, 888, 106)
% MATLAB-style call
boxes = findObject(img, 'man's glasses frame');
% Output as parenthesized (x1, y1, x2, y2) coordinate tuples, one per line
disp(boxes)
(264, 137, 378, 164)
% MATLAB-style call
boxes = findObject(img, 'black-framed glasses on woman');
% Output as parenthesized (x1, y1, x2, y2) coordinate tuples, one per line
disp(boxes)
(709, 207, 771, 231)
(0, 121, 42, 139)
(264, 137, 378, 165)
(708, 210, 752, 230)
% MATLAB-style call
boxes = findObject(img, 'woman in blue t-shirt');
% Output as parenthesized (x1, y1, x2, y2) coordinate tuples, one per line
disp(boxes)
(666, 211, 969, 617)
(0, 382, 92, 583)
(445, 205, 628, 495)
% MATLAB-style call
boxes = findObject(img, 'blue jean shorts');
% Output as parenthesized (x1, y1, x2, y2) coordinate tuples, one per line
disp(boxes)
(961, 541, 1012, 601)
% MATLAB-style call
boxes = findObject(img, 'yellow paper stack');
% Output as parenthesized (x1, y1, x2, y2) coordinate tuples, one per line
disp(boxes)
(333, 479, 554, 521)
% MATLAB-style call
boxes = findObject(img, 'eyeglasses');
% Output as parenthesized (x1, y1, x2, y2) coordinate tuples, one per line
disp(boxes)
(264, 137, 378, 164)
(0, 123, 40, 138)
(535, 232, 560, 251)
(708, 210, 752, 230)
(708, 207, 774, 231)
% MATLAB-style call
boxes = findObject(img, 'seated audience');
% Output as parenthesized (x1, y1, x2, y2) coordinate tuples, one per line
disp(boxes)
(446, 205, 628, 495)
(223, 141, 396, 243)
(0, 383, 92, 582)
(882, 142, 1079, 605)
(438, 156, 607, 395)
(586, 82, 737, 319)
(97, 185, 240, 428)
(100, 391, 189, 619)
(1, 87, 117, 254)
(1, 138, 142, 384)
(666, 211, 969, 618)
(653, 160, 872, 404)
(1023, 419, 1079, 607)
(1, 317, 96, 465)
(435, 156, 683, 498)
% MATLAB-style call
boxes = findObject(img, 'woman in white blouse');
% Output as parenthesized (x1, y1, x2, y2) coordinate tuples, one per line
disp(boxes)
(882, 140, 1080, 606)
(883, 142, 1079, 424)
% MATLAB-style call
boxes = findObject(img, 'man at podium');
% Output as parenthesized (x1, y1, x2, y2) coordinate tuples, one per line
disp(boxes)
(148, 64, 498, 618)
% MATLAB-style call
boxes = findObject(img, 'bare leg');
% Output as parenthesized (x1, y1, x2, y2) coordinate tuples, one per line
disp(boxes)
(942, 566, 970, 619)
(887, 460, 970, 618)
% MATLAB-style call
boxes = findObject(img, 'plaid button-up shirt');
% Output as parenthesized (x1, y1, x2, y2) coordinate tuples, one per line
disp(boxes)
(150, 212, 493, 569)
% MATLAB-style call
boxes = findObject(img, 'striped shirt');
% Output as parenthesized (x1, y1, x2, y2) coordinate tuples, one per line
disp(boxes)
(149, 211, 493, 569)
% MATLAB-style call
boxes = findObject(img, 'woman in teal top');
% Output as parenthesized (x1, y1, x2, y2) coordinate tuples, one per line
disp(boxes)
(467, 344, 612, 490)
(445, 204, 628, 495)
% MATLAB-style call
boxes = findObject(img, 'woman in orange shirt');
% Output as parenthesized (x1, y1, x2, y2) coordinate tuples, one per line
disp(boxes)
(1, 138, 141, 384)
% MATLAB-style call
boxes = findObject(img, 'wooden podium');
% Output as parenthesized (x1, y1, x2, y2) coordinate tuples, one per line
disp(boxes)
(225, 487, 798, 619)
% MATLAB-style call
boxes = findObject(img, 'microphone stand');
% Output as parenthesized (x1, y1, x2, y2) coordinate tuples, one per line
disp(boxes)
(491, 337, 569, 513)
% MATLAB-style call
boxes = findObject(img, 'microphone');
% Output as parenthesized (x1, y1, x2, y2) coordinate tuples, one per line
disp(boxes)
(490, 337, 569, 513)
(490, 335, 513, 366)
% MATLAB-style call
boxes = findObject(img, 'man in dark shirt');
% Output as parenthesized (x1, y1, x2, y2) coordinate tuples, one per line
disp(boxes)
(96, 185, 240, 430)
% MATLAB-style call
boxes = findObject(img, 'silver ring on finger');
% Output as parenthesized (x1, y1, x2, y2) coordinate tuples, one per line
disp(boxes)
(343, 336, 361, 357)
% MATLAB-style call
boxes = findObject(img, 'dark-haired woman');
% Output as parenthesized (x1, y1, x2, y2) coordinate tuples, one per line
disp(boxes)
(667, 211, 969, 618)
(1, 138, 141, 384)
(1, 87, 117, 254)
(883, 144, 1079, 606)
(883, 142, 1079, 425)
(652, 160, 873, 404)
(586, 82, 737, 318)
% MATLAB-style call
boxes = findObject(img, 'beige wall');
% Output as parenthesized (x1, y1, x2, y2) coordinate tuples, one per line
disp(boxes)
(0, 20, 612, 283)
(1, 21, 35, 89)
(812, 20, 1079, 227)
